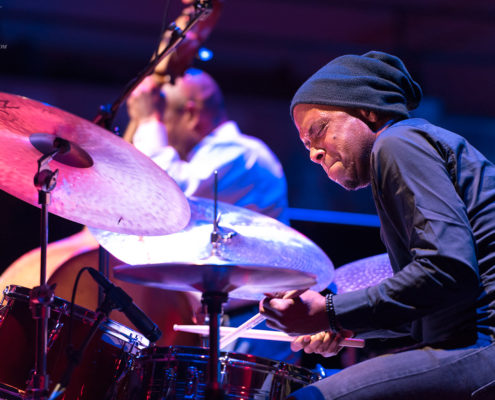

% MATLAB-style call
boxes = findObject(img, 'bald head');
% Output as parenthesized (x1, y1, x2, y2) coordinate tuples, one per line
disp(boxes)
(162, 69, 228, 159)
(166, 69, 226, 124)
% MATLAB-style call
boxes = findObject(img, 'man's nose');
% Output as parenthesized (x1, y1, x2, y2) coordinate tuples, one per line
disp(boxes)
(309, 148, 325, 164)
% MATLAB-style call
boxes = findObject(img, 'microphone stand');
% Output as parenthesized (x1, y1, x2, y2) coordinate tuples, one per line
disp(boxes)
(92, 0, 213, 130)
(90, 0, 213, 307)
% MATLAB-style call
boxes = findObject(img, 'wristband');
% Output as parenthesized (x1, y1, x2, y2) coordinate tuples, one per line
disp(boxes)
(325, 293, 339, 332)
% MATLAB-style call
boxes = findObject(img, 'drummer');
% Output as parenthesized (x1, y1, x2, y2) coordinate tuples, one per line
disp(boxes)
(260, 51, 495, 399)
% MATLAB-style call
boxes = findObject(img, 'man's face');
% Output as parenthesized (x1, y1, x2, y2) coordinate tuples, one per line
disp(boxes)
(162, 80, 189, 149)
(293, 103, 377, 191)
(162, 78, 198, 156)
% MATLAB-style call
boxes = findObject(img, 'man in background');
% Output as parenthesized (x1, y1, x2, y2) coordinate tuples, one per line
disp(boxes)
(126, 68, 288, 221)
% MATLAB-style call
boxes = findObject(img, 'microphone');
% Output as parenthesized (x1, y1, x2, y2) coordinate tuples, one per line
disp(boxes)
(87, 267, 162, 342)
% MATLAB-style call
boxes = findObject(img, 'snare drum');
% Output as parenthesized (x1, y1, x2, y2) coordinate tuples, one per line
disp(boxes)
(0, 285, 149, 399)
(131, 346, 320, 400)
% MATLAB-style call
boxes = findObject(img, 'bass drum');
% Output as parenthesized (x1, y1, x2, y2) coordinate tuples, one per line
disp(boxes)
(128, 346, 320, 400)
(47, 248, 200, 347)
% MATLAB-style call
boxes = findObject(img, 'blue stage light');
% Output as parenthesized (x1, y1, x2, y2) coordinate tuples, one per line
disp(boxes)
(198, 47, 213, 61)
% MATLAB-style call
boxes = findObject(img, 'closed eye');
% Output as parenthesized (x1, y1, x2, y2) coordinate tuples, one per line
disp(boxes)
(301, 119, 328, 150)
(309, 120, 328, 140)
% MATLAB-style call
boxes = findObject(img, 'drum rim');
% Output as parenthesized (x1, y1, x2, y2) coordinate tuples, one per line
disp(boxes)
(139, 345, 318, 378)
(3, 284, 149, 348)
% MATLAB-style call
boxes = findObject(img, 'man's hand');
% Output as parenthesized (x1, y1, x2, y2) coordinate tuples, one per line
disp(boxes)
(291, 330, 354, 358)
(153, 0, 224, 81)
(260, 290, 329, 336)
(126, 76, 165, 124)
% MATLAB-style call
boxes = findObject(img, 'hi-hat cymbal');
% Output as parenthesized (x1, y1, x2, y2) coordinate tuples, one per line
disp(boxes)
(334, 253, 393, 294)
(0, 92, 190, 235)
(113, 258, 317, 299)
(91, 197, 334, 299)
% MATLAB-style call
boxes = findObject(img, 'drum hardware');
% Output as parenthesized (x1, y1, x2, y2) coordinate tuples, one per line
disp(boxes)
(110, 194, 334, 400)
(25, 136, 87, 400)
(198, 174, 228, 400)
(186, 365, 200, 398)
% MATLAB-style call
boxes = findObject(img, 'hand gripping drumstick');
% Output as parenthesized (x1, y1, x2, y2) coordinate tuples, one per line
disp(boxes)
(218, 290, 364, 349)
(173, 320, 365, 349)
(219, 290, 303, 349)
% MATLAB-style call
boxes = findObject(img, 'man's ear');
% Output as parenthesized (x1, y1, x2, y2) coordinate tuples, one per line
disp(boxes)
(183, 100, 197, 119)
(358, 109, 385, 132)
(359, 109, 379, 123)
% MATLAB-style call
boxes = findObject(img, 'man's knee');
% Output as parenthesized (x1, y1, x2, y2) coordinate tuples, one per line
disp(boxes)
(287, 385, 326, 400)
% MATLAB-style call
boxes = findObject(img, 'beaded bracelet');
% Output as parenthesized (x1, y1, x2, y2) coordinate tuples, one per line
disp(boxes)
(325, 293, 339, 332)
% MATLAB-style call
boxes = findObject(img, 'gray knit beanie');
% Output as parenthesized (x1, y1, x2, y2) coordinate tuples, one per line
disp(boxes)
(290, 51, 422, 119)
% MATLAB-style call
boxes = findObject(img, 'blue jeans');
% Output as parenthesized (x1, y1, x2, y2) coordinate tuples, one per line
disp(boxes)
(288, 338, 495, 400)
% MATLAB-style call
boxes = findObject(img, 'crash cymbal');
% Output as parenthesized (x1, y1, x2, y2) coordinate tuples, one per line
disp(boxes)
(91, 197, 334, 299)
(334, 253, 393, 294)
(0, 92, 190, 235)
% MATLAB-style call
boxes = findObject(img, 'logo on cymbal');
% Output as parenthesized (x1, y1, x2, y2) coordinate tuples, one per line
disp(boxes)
(0, 100, 20, 115)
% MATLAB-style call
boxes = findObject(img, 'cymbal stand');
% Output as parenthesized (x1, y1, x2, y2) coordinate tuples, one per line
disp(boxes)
(26, 139, 70, 400)
(202, 170, 226, 400)
(202, 291, 227, 400)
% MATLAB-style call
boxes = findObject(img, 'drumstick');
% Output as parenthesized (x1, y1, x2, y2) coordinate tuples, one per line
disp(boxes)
(218, 291, 304, 349)
(219, 312, 266, 349)
(174, 324, 365, 348)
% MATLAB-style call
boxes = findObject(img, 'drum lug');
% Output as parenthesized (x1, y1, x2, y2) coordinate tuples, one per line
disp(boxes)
(270, 362, 290, 400)
(161, 367, 176, 398)
(184, 366, 199, 399)
(47, 302, 66, 348)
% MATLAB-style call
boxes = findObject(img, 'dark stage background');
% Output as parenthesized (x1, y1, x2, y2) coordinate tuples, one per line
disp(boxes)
(1, 0, 495, 275)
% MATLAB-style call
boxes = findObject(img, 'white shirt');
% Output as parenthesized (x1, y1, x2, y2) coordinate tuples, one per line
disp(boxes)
(133, 120, 288, 222)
